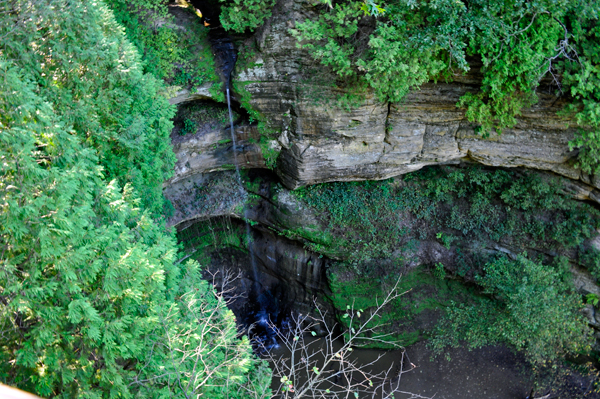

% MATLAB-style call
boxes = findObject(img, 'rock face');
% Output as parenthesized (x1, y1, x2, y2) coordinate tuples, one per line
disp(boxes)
(166, 0, 600, 199)
(163, 0, 600, 353)
(273, 84, 585, 189)
(168, 125, 266, 185)
(224, 0, 599, 195)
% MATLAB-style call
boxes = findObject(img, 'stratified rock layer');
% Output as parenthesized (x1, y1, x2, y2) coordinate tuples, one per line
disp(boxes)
(166, 0, 600, 199)
(226, 0, 598, 193)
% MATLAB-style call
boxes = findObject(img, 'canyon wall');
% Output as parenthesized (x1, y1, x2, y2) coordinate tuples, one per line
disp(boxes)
(167, 0, 600, 201)
(162, 0, 600, 355)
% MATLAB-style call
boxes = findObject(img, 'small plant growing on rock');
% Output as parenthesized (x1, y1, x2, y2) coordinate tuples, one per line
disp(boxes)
(433, 262, 446, 280)
(586, 293, 600, 308)
(181, 118, 196, 135)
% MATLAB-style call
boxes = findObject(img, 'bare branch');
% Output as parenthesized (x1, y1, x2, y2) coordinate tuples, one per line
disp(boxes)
(257, 275, 430, 399)
(540, 17, 582, 94)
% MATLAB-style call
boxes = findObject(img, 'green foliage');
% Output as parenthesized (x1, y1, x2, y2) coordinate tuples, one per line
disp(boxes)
(1, 0, 176, 215)
(293, 0, 572, 110)
(220, 0, 276, 33)
(215, 0, 600, 172)
(181, 118, 197, 135)
(291, 0, 473, 103)
(433, 262, 446, 280)
(436, 232, 455, 250)
(177, 217, 250, 257)
(430, 255, 592, 365)
(210, 82, 227, 103)
(232, 81, 264, 126)
(290, 0, 463, 103)
(564, 19, 600, 173)
(580, 248, 600, 282)
(357, 20, 446, 103)
(458, 1, 565, 133)
(105, 0, 181, 80)
(0, 1, 270, 398)
(586, 293, 600, 308)
(105, 0, 220, 86)
(401, 166, 600, 251)
(257, 135, 280, 169)
(140, 261, 272, 399)
(106, 0, 219, 88)
(293, 180, 408, 264)
(293, 166, 600, 266)
(1, 60, 152, 397)
(291, 3, 362, 78)
(231, 80, 280, 150)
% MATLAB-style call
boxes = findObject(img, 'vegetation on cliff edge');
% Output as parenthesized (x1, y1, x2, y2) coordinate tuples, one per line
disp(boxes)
(220, 0, 600, 174)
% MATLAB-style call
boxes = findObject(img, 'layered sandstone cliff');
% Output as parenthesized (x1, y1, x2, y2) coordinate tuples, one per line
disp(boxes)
(167, 0, 600, 203)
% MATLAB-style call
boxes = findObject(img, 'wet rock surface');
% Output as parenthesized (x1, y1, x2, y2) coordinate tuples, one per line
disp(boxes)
(177, 216, 332, 326)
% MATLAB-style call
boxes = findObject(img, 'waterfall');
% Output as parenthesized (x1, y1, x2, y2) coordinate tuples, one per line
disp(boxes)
(225, 84, 260, 294)
(226, 85, 278, 347)
(207, 23, 275, 345)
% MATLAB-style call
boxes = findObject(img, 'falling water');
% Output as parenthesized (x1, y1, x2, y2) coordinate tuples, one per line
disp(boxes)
(207, 21, 274, 345)
(225, 84, 261, 294)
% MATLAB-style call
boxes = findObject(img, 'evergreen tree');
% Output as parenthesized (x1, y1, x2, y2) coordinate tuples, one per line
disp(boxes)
(0, 1, 271, 397)
(0, 0, 175, 215)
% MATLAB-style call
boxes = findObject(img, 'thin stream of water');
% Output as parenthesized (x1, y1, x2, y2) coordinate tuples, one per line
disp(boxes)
(226, 85, 261, 293)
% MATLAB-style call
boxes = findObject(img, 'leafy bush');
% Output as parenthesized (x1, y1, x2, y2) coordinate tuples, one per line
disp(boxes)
(106, 0, 220, 87)
(457, 1, 565, 133)
(105, 0, 185, 80)
(181, 118, 197, 135)
(430, 255, 592, 365)
(563, 22, 600, 174)
(220, 0, 277, 32)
